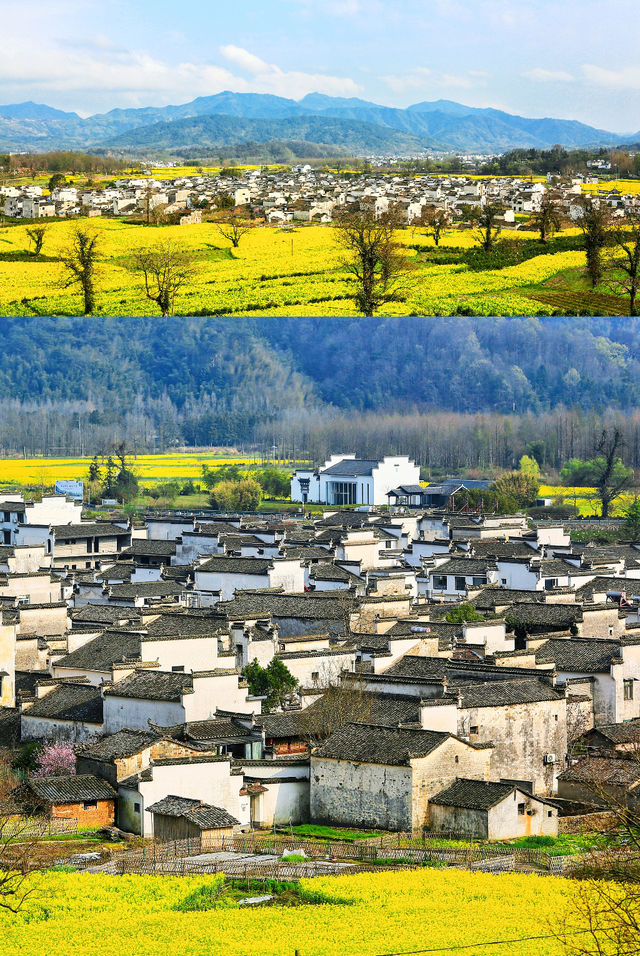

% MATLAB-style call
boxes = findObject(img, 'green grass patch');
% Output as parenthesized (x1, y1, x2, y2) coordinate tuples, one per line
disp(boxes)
(290, 825, 381, 842)
(175, 876, 350, 910)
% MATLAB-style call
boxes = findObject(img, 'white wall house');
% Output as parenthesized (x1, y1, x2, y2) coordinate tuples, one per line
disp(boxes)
(291, 456, 420, 507)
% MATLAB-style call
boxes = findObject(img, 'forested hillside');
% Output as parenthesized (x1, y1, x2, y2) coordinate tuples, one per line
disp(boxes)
(1, 316, 640, 466)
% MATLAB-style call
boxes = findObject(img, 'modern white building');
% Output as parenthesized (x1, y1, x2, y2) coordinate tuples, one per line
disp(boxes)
(291, 456, 420, 507)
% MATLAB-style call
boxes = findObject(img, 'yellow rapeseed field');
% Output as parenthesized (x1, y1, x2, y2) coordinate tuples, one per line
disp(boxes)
(0, 868, 574, 956)
(0, 217, 589, 317)
(0, 452, 268, 487)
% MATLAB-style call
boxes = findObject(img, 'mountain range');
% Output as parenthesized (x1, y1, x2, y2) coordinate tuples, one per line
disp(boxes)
(0, 92, 634, 156)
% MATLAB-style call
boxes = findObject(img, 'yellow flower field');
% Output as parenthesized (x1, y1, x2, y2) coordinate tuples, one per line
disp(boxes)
(0, 868, 574, 956)
(539, 485, 634, 517)
(0, 217, 592, 317)
(0, 452, 289, 487)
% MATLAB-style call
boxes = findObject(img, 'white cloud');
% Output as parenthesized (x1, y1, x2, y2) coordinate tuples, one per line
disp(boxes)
(219, 45, 271, 76)
(582, 64, 640, 90)
(381, 67, 481, 94)
(218, 45, 362, 99)
(0, 30, 361, 111)
(523, 68, 575, 82)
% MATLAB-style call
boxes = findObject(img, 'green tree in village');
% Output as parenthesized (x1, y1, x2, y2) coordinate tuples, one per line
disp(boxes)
(210, 478, 262, 511)
(519, 454, 541, 480)
(445, 603, 484, 624)
(623, 497, 640, 543)
(25, 224, 48, 257)
(470, 202, 505, 252)
(561, 429, 633, 518)
(576, 196, 612, 288)
(60, 226, 100, 315)
(490, 471, 540, 508)
(242, 658, 298, 713)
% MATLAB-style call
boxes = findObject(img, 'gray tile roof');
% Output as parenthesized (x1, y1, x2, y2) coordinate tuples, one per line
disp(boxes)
(55, 630, 143, 672)
(147, 795, 239, 828)
(315, 723, 450, 765)
(103, 670, 193, 702)
(321, 459, 379, 477)
(53, 523, 127, 540)
(23, 683, 103, 724)
(197, 556, 274, 574)
(77, 729, 160, 761)
(584, 720, 640, 745)
(558, 757, 640, 787)
(535, 638, 621, 673)
(430, 778, 516, 810)
(457, 678, 563, 708)
(28, 774, 117, 803)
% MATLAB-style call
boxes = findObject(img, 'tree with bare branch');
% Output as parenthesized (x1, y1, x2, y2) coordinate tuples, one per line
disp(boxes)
(0, 759, 45, 913)
(25, 224, 48, 257)
(298, 668, 375, 746)
(469, 202, 505, 252)
(576, 196, 612, 288)
(557, 751, 640, 956)
(533, 192, 563, 243)
(333, 204, 412, 316)
(130, 241, 197, 316)
(419, 206, 451, 246)
(607, 213, 640, 316)
(215, 211, 254, 248)
(60, 226, 100, 315)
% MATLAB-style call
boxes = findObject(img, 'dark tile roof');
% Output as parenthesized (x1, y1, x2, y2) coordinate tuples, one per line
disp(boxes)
(197, 556, 274, 574)
(558, 757, 640, 787)
(28, 773, 117, 803)
(584, 720, 640, 745)
(146, 795, 239, 828)
(55, 630, 143, 672)
(77, 729, 160, 761)
(156, 718, 254, 742)
(315, 723, 450, 765)
(430, 778, 516, 810)
(107, 582, 186, 600)
(141, 612, 227, 640)
(504, 603, 583, 628)
(23, 683, 103, 724)
(218, 592, 353, 621)
(457, 678, 563, 708)
(0, 706, 21, 748)
(52, 523, 127, 540)
(103, 669, 193, 701)
(535, 638, 621, 673)
(72, 605, 142, 625)
(122, 540, 177, 557)
(321, 459, 379, 477)
(431, 558, 496, 575)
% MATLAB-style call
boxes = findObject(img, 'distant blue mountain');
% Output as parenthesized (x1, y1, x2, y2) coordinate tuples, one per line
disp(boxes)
(0, 91, 624, 154)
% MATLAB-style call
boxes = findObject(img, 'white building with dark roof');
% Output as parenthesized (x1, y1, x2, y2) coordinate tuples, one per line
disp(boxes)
(291, 455, 420, 507)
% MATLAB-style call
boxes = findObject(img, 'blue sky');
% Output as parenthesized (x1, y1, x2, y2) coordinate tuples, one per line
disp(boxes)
(1, 0, 639, 132)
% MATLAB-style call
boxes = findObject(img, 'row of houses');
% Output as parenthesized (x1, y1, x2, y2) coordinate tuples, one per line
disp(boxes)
(3, 460, 640, 841)
(3, 166, 638, 225)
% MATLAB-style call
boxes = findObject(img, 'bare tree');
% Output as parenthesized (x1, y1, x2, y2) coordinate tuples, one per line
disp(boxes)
(216, 211, 254, 248)
(298, 668, 375, 746)
(419, 206, 451, 247)
(576, 197, 612, 288)
(557, 752, 640, 956)
(25, 224, 48, 257)
(607, 213, 640, 316)
(0, 760, 44, 913)
(533, 192, 563, 243)
(60, 226, 100, 315)
(130, 240, 197, 316)
(334, 204, 412, 316)
(470, 203, 505, 252)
